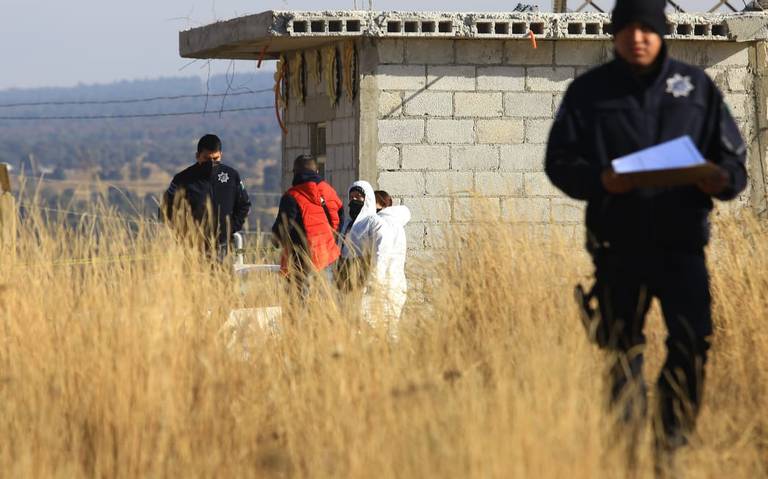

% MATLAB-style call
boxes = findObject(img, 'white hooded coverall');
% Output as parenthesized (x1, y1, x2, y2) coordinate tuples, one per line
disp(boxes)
(340, 181, 411, 336)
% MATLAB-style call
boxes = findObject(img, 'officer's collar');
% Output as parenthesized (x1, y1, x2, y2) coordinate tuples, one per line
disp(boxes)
(613, 42, 671, 88)
(195, 160, 220, 170)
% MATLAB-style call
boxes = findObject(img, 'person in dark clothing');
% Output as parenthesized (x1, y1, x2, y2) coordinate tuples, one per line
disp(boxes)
(272, 155, 344, 293)
(545, 0, 747, 462)
(162, 134, 252, 257)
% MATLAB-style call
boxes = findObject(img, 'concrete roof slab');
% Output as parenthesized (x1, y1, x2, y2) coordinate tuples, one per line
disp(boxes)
(179, 10, 768, 61)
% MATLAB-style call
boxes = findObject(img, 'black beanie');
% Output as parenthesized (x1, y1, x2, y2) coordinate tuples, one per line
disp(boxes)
(612, 0, 668, 38)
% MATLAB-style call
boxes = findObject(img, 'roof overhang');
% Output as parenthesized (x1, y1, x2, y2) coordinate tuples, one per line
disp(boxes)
(179, 10, 768, 61)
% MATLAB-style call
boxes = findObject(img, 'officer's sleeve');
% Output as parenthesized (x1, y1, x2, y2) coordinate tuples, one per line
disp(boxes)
(706, 89, 748, 201)
(159, 181, 178, 222)
(232, 174, 252, 233)
(545, 93, 604, 200)
(272, 194, 299, 242)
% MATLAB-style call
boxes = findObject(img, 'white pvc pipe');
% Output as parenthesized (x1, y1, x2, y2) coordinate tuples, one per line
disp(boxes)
(233, 231, 245, 266)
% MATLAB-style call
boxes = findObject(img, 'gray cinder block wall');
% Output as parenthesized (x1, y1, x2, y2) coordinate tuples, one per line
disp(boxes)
(751, 40, 768, 216)
(282, 71, 359, 195)
(369, 38, 759, 249)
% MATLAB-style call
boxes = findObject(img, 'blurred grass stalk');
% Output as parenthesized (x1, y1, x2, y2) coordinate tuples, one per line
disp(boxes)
(0, 199, 766, 478)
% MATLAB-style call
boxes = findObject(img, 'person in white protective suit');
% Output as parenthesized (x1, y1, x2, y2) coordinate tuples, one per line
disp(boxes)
(338, 181, 411, 338)
(373, 190, 411, 331)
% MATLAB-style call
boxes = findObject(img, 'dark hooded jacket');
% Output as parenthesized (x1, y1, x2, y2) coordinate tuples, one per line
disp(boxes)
(545, 45, 747, 253)
(272, 170, 344, 271)
(163, 161, 251, 246)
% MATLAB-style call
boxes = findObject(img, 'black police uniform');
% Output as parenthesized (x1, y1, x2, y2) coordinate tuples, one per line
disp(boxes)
(163, 161, 251, 249)
(545, 44, 747, 442)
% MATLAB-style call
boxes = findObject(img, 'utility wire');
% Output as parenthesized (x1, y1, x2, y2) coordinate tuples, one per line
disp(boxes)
(14, 253, 164, 269)
(18, 203, 161, 225)
(0, 88, 273, 109)
(9, 174, 283, 196)
(19, 202, 277, 227)
(0, 105, 273, 121)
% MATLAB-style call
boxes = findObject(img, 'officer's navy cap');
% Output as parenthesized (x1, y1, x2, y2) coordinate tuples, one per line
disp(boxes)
(612, 0, 667, 38)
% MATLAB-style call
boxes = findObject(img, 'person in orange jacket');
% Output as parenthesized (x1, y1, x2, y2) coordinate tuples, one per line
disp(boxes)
(272, 154, 344, 295)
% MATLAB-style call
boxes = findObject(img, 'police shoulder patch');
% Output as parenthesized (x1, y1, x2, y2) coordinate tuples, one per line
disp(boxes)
(665, 73, 695, 98)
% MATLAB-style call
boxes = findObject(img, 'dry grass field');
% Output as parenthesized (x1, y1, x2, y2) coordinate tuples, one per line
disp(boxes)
(1, 201, 767, 478)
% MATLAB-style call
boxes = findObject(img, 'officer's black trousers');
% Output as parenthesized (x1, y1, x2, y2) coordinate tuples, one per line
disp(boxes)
(594, 249, 712, 446)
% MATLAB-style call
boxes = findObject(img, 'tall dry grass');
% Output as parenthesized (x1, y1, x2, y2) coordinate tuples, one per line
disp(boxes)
(0, 201, 767, 478)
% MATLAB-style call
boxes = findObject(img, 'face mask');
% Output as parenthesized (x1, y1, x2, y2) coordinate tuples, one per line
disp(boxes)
(349, 200, 364, 220)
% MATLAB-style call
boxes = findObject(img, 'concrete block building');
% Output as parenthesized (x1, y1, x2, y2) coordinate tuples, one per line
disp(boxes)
(181, 10, 768, 249)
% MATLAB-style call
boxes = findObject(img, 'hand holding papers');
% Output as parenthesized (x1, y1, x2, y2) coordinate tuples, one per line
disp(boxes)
(611, 136, 720, 188)
(601, 169, 635, 194)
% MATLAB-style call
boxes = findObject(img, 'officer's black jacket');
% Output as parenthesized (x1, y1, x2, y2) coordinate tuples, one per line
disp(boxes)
(163, 161, 251, 245)
(546, 46, 747, 252)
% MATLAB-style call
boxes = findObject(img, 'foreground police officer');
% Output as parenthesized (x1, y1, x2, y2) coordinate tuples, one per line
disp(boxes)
(163, 134, 251, 257)
(545, 0, 747, 462)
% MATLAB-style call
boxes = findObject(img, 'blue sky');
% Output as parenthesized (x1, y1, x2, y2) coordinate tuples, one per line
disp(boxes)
(0, 0, 716, 90)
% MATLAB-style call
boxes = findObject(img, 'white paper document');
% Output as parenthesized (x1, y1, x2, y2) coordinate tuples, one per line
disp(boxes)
(611, 136, 705, 174)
